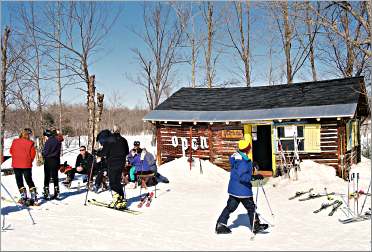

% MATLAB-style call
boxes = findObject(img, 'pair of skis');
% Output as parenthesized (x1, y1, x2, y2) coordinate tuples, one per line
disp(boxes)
(313, 200, 342, 214)
(137, 192, 154, 208)
(288, 188, 313, 200)
(87, 199, 141, 215)
(298, 192, 336, 201)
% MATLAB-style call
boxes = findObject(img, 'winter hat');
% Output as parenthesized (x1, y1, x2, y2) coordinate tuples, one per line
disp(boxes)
(238, 140, 251, 152)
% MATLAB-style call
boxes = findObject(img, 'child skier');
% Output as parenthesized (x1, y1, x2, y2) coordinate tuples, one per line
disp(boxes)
(215, 139, 269, 234)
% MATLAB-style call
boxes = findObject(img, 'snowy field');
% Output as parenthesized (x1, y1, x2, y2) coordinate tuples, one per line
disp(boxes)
(1, 134, 371, 251)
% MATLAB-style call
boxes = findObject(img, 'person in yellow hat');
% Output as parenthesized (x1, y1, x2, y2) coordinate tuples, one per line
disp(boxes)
(215, 139, 268, 234)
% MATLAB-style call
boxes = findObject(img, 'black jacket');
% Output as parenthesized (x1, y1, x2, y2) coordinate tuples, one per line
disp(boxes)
(42, 136, 61, 159)
(75, 152, 94, 173)
(101, 133, 129, 168)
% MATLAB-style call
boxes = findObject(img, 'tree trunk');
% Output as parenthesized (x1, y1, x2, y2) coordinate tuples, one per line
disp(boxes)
(282, 2, 293, 84)
(93, 92, 104, 147)
(341, 10, 354, 77)
(87, 75, 96, 152)
(206, 1, 213, 88)
(57, 1, 62, 133)
(306, 2, 317, 81)
(0, 27, 10, 165)
(244, 1, 250, 87)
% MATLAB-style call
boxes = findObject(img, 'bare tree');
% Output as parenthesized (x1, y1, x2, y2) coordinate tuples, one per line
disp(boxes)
(226, 1, 251, 87)
(172, 2, 203, 88)
(33, 2, 119, 151)
(312, 2, 370, 78)
(203, 1, 215, 88)
(1, 27, 11, 164)
(130, 3, 186, 110)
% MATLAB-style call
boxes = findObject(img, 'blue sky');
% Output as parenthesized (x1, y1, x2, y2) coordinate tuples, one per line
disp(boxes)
(1, 1, 338, 109)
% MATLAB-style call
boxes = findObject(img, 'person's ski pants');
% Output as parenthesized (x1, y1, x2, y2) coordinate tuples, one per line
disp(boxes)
(108, 165, 124, 197)
(13, 168, 35, 190)
(217, 195, 257, 227)
(44, 157, 60, 189)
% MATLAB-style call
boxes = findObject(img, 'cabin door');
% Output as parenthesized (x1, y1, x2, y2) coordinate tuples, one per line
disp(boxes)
(252, 125, 272, 172)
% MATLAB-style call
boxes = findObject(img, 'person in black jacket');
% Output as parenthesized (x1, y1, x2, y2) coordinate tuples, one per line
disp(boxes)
(42, 128, 62, 199)
(63, 146, 93, 187)
(100, 126, 129, 209)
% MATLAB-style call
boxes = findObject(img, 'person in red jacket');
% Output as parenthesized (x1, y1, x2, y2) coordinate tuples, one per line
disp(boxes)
(9, 128, 37, 205)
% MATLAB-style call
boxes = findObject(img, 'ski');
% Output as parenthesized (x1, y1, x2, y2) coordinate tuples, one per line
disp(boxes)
(138, 193, 150, 208)
(313, 200, 341, 213)
(328, 201, 343, 216)
(88, 199, 141, 215)
(289, 188, 313, 200)
(299, 192, 335, 201)
(145, 192, 155, 207)
(339, 213, 371, 224)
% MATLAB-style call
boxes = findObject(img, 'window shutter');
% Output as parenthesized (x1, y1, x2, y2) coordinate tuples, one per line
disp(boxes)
(346, 121, 352, 151)
(304, 124, 320, 152)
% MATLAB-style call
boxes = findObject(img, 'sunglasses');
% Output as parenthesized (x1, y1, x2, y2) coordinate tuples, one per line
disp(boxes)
(80, 149, 86, 152)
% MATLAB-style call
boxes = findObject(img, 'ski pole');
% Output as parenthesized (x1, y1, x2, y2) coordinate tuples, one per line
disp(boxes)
(250, 183, 260, 240)
(356, 173, 359, 215)
(347, 173, 350, 209)
(352, 173, 355, 215)
(359, 180, 371, 215)
(1, 184, 35, 225)
(84, 154, 97, 206)
(260, 180, 275, 218)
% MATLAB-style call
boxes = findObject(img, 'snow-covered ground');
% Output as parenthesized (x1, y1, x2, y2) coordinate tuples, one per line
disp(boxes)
(1, 135, 371, 251)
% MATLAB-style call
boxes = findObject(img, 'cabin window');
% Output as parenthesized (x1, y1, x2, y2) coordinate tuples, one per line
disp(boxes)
(276, 125, 304, 152)
(304, 124, 321, 153)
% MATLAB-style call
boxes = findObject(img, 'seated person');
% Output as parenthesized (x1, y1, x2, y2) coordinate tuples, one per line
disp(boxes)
(62, 146, 93, 187)
(127, 141, 171, 187)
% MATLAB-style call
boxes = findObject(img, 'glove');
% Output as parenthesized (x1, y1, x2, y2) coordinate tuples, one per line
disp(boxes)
(252, 174, 264, 181)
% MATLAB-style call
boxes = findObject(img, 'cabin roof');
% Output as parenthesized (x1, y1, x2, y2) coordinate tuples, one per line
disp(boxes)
(144, 77, 367, 122)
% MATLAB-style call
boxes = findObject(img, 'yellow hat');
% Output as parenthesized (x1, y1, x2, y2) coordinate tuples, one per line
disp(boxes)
(238, 140, 251, 152)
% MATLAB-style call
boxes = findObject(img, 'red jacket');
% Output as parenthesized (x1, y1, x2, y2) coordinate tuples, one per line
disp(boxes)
(10, 138, 36, 168)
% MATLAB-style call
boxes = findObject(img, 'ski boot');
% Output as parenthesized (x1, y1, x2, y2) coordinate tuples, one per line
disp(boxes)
(109, 193, 127, 209)
(18, 187, 27, 205)
(28, 187, 38, 206)
(252, 220, 269, 234)
(62, 176, 72, 188)
(51, 186, 60, 200)
(43, 186, 50, 200)
(215, 223, 231, 234)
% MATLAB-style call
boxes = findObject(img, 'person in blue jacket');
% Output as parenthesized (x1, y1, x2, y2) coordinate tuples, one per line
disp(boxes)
(215, 139, 268, 234)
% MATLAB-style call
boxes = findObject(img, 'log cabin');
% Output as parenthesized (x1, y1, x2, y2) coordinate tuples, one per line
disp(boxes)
(143, 77, 370, 178)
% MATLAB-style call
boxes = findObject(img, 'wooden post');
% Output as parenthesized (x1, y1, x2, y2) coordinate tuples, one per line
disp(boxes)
(189, 127, 192, 170)
(156, 126, 162, 165)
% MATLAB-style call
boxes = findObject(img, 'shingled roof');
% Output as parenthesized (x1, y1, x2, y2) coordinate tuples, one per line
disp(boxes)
(144, 77, 366, 122)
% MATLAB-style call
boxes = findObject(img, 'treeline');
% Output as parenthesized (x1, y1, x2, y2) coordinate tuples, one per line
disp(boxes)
(5, 104, 152, 137)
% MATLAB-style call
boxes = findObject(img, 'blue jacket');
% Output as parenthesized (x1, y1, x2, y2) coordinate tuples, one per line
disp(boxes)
(227, 151, 253, 197)
(128, 149, 157, 173)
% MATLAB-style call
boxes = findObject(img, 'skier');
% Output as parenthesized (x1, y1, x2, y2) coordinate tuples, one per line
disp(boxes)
(42, 128, 62, 199)
(215, 139, 269, 234)
(100, 125, 129, 209)
(9, 129, 37, 205)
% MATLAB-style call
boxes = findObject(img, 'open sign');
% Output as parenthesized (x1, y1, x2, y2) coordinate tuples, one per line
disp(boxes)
(171, 136, 209, 157)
